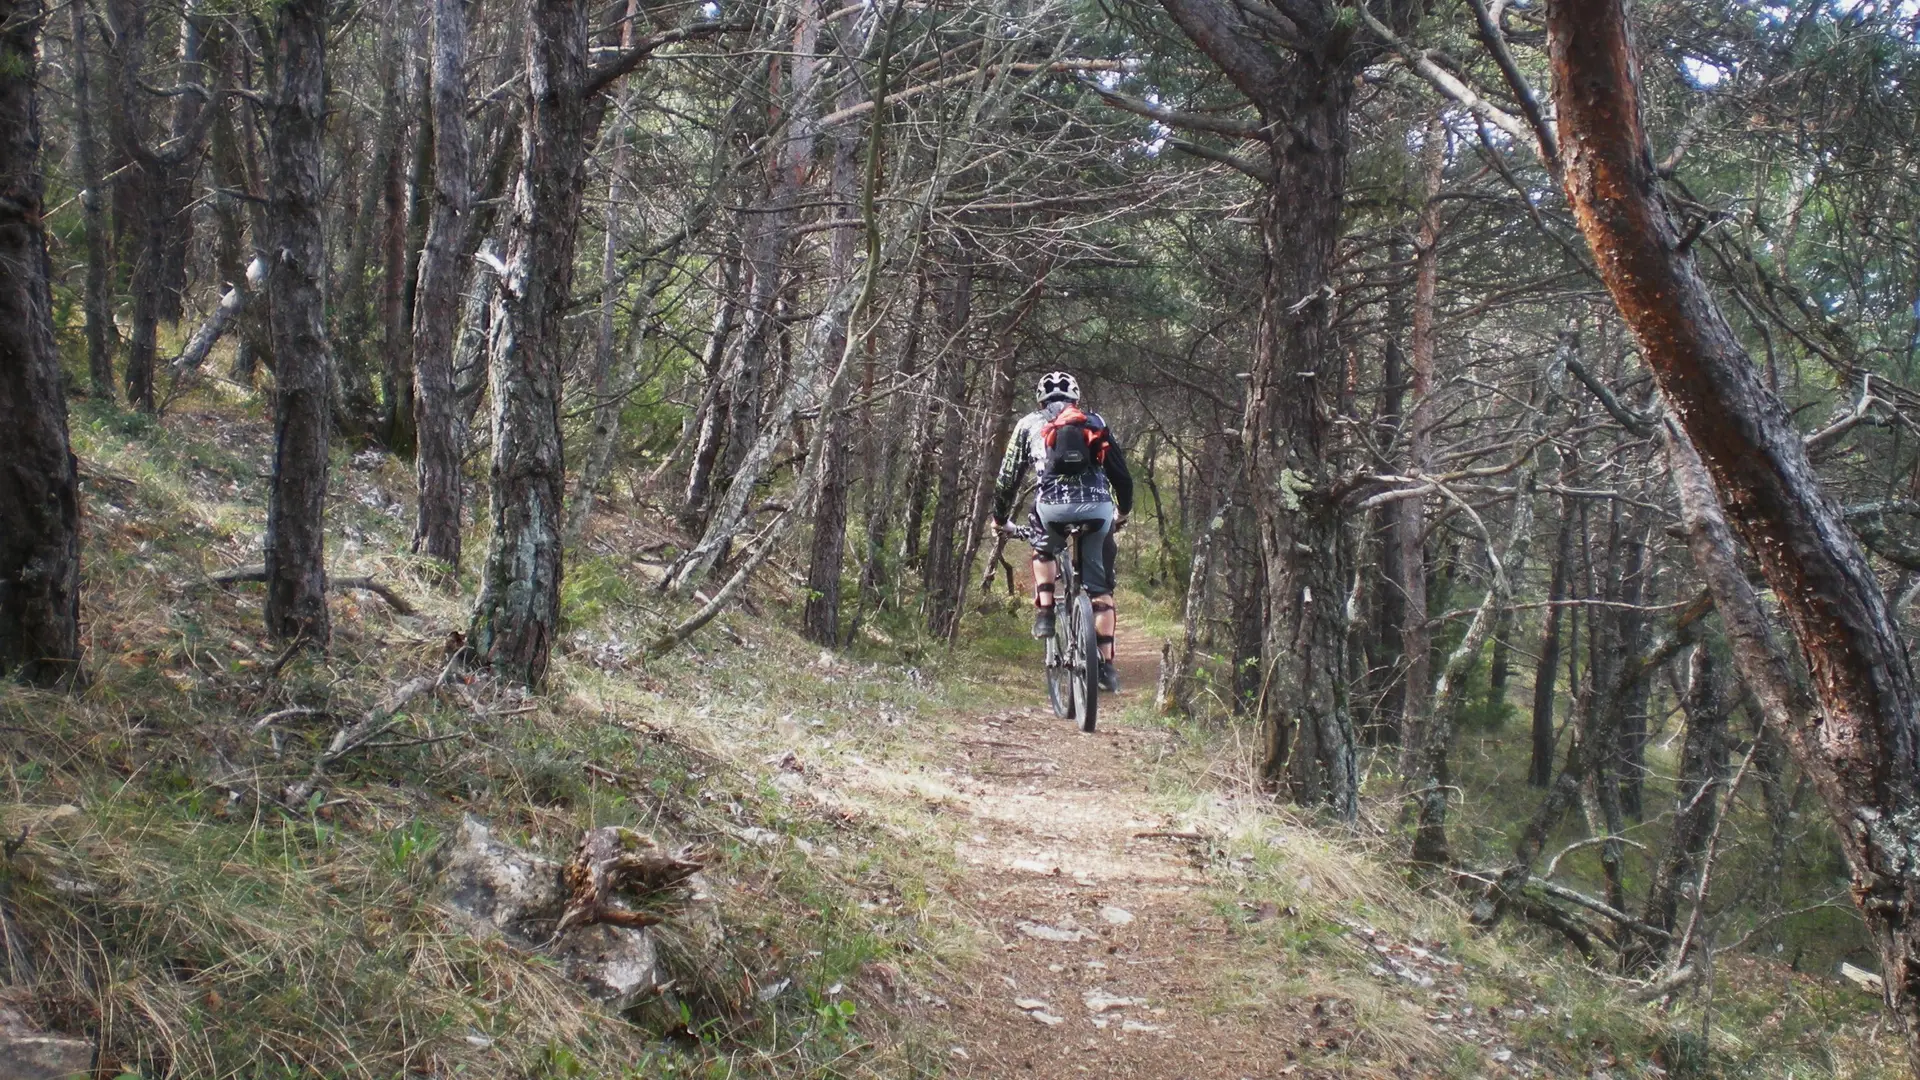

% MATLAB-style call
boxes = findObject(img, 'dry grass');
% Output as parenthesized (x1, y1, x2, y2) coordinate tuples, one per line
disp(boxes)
(0, 391, 972, 1079)
(1123, 696, 1906, 1079)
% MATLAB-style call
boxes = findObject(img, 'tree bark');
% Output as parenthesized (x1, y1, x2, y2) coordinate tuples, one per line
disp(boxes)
(1152, 0, 1424, 817)
(262, 0, 333, 644)
(1245, 70, 1358, 817)
(1550, 0, 1920, 1057)
(467, 0, 595, 686)
(379, 5, 417, 455)
(801, 28, 870, 647)
(1397, 111, 1444, 782)
(69, 0, 116, 399)
(410, 0, 472, 570)
(678, 247, 743, 532)
(1636, 642, 1729, 970)
(920, 257, 974, 640)
(0, 0, 83, 686)
(1530, 506, 1574, 786)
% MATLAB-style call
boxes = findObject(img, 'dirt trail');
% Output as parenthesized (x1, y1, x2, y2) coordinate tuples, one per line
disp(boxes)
(836, 636, 1321, 1078)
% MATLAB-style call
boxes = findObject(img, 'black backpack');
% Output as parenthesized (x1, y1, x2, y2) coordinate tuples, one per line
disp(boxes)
(1041, 404, 1107, 477)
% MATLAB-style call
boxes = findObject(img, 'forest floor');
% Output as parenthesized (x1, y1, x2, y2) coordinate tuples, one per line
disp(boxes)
(814, 636, 1550, 1080)
(855, 636, 1325, 1078)
(3, 395, 1903, 1080)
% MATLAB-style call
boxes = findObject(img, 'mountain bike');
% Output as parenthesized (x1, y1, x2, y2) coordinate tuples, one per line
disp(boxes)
(997, 521, 1099, 733)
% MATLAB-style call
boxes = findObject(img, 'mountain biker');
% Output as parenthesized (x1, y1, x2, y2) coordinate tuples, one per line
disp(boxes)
(990, 371, 1134, 694)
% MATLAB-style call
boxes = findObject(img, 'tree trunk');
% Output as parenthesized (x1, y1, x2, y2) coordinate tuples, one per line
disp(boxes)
(262, 0, 332, 644)
(1530, 505, 1574, 787)
(1551, 2, 1920, 1056)
(920, 257, 975, 640)
(564, 1, 642, 551)
(107, 0, 209, 412)
(802, 38, 870, 647)
(69, 0, 116, 399)
(467, 0, 594, 687)
(1396, 111, 1444, 782)
(1366, 338, 1406, 743)
(410, 0, 472, 569)
(853, 276, 928, 617)
(1635, 642, 1729, 970)
(0, 0, 83, 686)
(951, 277, 1048, 642)
(379, 7, 417, 455)
(155, 2, 208, 323)
(1246, 69, 1359, 818)
(1165, 483, 1228, 716)
(679, 248, 743, 531)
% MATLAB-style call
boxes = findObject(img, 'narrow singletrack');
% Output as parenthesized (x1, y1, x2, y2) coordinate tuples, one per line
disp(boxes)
(833, 636, 1324, 1078)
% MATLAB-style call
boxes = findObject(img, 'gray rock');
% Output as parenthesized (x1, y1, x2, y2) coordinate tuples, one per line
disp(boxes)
(433, 816, 567, 945)
(0, 1034, 92, 1080)
(433, 816, 664, 1010)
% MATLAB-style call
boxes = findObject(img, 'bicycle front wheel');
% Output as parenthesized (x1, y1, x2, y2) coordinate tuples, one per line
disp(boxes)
(1073, 593, 1099, 733)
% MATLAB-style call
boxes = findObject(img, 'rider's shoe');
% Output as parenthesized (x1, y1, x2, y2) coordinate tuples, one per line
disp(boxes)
(1031, 606, 1056, 640)
(1099, 661, 1120, 693)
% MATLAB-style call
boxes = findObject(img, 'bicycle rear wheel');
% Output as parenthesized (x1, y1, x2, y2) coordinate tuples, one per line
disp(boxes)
(1073, 593, 1099, 732)
(1046, 610, 1073, 719)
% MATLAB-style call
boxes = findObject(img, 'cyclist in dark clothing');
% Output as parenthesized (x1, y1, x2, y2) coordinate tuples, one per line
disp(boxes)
(991, 371, 1134, 693)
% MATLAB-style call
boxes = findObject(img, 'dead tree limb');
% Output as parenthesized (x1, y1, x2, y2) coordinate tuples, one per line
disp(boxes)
(203, 566, 417, 615)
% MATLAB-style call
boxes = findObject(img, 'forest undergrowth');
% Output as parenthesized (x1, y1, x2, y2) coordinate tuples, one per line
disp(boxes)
(0, 390, 1901, 1079)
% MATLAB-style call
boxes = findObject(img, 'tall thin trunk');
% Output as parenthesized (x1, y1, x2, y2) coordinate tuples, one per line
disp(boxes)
(0, 0, 83, 686)
(1635, 642, 1729, 970)
(379, 5, 417, 454)
(854, 275, 927, 615)
(1397, 112, 1445, 780)
(921, 257, 974, 639)
(333, 81, 389, 438)
(69, 0, 116, 398)
(155, 0, 206, 324)
(679, 247, 743, 531)
(1414, 460, 1538, 866)
(1164, 467, 1228, 716)
(950, 275, 1048, 642)
(714, 2, 822, 490)
(262, 0, 332, 644)
(1367, 338, 1406, 743)
(1530, 504, 1574, 787)
(410, 0, 471, 568)
(802, 27, 871, 646)
(1552, 11, 1920, 1049)
(107, 0, 208, 412)
(468, 0, 594, 686)
(565, 0, 641, 550)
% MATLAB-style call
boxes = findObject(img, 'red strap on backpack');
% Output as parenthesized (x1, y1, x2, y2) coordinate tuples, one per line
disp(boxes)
(1042, 406, 1108, 463)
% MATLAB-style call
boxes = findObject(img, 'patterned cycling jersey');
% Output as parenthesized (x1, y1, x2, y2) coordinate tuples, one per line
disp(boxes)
(992, 402, 1133, 524)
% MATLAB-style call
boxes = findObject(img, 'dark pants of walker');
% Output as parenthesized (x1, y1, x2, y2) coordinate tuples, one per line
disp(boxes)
(1029, 501, 1116, 597)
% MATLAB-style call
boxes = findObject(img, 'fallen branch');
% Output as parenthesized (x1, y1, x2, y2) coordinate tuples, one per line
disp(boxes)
(1842, 962, 1886, 995)
(1632, 964, 1698, 1002)
(281, 673, 444, 807)
(249, 706, 331, 734)
(203, 566, 417, 615)
(1529, 876, 1672, 943)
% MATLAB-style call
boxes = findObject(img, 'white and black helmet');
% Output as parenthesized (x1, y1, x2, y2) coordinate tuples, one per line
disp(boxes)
(1035, 370, 1080, 404)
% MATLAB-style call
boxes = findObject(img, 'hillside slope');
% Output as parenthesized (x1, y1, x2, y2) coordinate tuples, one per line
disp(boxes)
(0, 399, 1901, 1079)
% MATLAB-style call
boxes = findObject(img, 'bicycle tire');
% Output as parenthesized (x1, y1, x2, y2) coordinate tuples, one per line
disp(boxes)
(1046, 618, 1073, 719)
(1073, 592, 1098, 732)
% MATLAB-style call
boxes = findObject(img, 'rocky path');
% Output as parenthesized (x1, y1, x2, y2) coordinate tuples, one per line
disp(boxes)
(835, 638, 1326, 1078)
